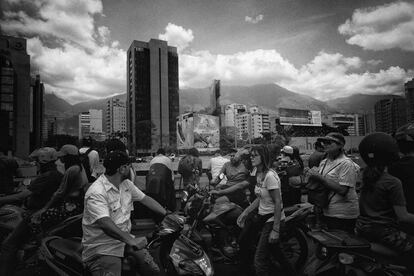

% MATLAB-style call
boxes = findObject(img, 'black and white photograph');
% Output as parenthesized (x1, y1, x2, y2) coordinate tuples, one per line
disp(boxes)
(1, 0, 414, 275)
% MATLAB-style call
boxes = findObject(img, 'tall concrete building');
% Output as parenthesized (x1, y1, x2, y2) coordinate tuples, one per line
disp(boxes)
(106, 97, 126, 135)
(0, 35, 31, 157)
(210, 79, 221, 117)
(328, 113, 362, 136)
(127, 39, 179, 153)
(375, 98, 407, 134)
(79, 109, 103, 139)
(405, 78, 414, 122)
(223, 104, 247, 127)
(30, 74, 44, 151)
(235, 112, 251, 140)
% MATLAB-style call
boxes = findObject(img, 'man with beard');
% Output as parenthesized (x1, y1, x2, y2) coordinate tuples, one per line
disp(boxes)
(82, 150, 167, 276)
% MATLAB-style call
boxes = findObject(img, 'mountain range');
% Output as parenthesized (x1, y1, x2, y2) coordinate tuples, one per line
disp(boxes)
(45, 83, 403, 136)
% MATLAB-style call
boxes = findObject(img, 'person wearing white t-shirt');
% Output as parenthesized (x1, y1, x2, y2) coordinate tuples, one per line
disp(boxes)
(206, 150, 230, 186)
(237, 145, 294, 276)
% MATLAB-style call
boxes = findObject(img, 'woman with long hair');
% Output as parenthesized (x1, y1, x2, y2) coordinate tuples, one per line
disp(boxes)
(356, 132, 414, 272)
(237, 145, 294, 276)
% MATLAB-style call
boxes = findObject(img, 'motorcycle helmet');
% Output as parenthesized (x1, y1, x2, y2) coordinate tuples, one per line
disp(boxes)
(394, 122, 414, 154)
(359, 132, 399, 167)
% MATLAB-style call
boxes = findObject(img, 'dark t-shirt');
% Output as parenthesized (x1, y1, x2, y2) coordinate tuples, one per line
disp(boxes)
(0, 156, 18, 194)
(26, 168, 63, 210)
(389, 156, 414, 214)
(358, 172, 406, 226)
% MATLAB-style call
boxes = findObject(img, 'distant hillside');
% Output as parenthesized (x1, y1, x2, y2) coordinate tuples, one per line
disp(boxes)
(180, 83, 331, 114)
(45, 85, 405, 135)
(44, 93, 76, 118)
(325, 94, 404, 113)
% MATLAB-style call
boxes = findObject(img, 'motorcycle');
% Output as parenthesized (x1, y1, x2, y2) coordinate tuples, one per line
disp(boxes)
(307, 228, 412, 276)
(39, 213, 214, 276)
(181, 185, 310, 273)
(0, 204, 24, 242)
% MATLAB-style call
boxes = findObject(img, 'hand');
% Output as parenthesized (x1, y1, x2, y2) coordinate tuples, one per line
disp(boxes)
(31, 208, 46, 224)
(268, 229, 280, 244)
(237, 210, 249, 228)
(305, 167, 320, 178)
(127, 236, 148, 251)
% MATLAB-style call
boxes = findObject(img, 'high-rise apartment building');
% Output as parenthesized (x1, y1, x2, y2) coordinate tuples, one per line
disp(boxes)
(236, 112, 251, 140)
(405, 78, 414, 122)
(106, 97, 126, 135)
(329, 114, 362, 136)
(0, 35, 31, 157)
(223, 104, 247, 127)
(79, 109, 103, 139)
(127, 39, 179, 152)
(30, 74, 44, 151)
(375, 98, 407, 134)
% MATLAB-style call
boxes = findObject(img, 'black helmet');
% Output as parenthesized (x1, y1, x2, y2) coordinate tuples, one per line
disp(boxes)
(359, 132, 399, 167)
(394, 123, 414, 154)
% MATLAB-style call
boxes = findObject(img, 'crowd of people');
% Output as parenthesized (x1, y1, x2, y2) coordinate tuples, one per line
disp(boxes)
(0, 123, 413, 275)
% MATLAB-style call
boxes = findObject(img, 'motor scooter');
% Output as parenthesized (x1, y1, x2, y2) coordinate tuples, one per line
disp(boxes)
(307, 228, 411, 276)
(38, 213, 214, 276)
(182, 185, 311, 273)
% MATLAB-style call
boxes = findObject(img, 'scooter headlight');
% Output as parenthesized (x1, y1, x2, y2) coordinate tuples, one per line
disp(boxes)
(316, 246, 329, 260)
(338, 253, 354, 265)
(178, 260, 204, 275)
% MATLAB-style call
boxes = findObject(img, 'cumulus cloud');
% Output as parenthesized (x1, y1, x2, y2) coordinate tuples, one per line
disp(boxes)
(338, 1, 414, 51)
(0, 0, 125, 103)
(158, 23, 194, 53)
(1, 0, 411, 103)
(177, 43, 412, 100)
(278, 52, 411, 100)
(245, 14, 264, 24)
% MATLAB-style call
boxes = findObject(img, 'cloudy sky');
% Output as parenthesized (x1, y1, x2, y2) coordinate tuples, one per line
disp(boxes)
(1, 0, 414, 104)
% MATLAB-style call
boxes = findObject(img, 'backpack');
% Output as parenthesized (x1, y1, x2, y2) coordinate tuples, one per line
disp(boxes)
(79, 148, 96, 183)
(178, 155, 195, 178)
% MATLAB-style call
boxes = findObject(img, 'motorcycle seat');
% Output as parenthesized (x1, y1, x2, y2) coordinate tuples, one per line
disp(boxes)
(48, 237, 83, 264)
(369, 242, 399, 258)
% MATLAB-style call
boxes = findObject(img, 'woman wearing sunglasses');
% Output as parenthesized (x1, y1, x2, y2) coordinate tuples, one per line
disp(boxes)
(305, 132, 359, 233)
(237, 145, 294, 276)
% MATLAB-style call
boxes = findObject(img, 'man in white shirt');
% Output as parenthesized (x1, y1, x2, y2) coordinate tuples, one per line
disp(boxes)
(207, 150, 230, 186)
(82, 150, 167, 276)
(149, 148, 174, 181)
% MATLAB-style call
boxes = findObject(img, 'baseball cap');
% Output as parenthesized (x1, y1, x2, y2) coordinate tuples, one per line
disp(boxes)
(281, 145, 294, 155)
(57, 144, 79, 157)
(317, 132, 345, 146)
(103, 150, 130, 171)
(30, 147, 58, 163)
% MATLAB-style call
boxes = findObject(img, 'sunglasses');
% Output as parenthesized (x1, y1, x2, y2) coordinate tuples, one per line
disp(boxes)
(322, 140, 336, 145)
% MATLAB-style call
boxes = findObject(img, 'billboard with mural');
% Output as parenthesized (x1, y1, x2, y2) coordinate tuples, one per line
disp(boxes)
(177, 113, 194, 149)
(177, 113, 220, 151)
(193, 114, 220, 151)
